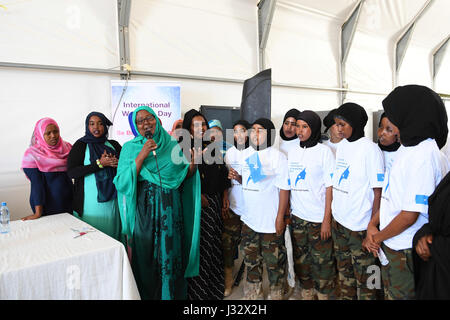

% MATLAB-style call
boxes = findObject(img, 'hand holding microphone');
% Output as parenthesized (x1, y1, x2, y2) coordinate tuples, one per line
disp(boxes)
(143, 130, 157, 157)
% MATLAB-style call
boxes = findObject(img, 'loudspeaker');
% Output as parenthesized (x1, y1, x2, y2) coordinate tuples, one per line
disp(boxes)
(240, 69, 271, 124)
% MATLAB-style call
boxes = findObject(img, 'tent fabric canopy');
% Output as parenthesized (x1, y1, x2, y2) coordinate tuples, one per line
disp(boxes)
(0, 0, 449, 220)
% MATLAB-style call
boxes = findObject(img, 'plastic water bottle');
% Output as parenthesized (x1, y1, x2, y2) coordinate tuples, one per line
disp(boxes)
(0, 202, 10, 234)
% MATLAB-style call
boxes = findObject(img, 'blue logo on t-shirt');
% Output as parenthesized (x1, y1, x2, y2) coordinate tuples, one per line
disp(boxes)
(245, 153, 266, 185)
(295, 168, 306, 186)
(384, 172, 390, 192)
(415, 195, 429, 205)
(338, 166, 350, 185)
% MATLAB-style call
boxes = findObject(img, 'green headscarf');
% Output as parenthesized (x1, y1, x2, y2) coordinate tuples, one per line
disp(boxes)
(113, 106, 201, 277)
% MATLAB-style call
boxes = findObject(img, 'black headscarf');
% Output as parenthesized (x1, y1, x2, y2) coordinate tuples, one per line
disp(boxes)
(182, 109, 209, 135)
(377, 112, 401, 152)
(280, 108, 301, 141)
(233, 119, 251, 150)
(297, 110, 322, 148)
(382, 85, 448, 149)
(181, 109, 230, 195)
(181, 109, 210, 148)
(79, 112, 118, 202)
(323, 108, 338, 133)
(334, 103, 368, 142)
(251, 118, 275, 151)
(413, 171, 450, 299)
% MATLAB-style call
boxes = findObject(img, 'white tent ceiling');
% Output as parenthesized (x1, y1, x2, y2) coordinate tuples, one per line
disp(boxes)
(0, 0, 449, 219)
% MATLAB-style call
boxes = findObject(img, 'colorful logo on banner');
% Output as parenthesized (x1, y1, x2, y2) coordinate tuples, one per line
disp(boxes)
(110, 80, 181, 146)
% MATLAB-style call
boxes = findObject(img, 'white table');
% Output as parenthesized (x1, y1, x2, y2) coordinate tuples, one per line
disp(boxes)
(0, 213, 140, 300)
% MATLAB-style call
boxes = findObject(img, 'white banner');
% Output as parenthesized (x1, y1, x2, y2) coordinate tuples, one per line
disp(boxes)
(110, 80, 181, 146)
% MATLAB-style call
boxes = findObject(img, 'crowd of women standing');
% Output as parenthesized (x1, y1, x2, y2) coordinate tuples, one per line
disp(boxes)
(20, 84, 450, 300)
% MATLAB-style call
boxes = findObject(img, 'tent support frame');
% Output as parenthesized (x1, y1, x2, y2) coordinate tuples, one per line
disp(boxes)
(257, 0, 277, 71)
(339, 0, 364, 105)
(393, 0, 434, 87)
(432, 35, 450, 90)
(118, 0, 132, 80)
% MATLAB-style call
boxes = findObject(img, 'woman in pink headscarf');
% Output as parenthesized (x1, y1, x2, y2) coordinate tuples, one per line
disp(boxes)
(21, 118, 73, 220)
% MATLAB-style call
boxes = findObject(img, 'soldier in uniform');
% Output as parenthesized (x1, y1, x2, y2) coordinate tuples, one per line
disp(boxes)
(287, 110, 336, 300)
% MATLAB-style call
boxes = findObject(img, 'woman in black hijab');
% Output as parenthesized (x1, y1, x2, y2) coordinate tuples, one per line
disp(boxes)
(277, 108, 301, 155)
(332, 102, 384, 300)
(322, 108, 343, 156)
(383, 84, 448, 149)
(334, 102, 368, 142)
(377, 112, 400, 172)
(364, 85, 449, 300)
(288, 110, 336, 300)
(181, 109, 231, 300)
(298, 110, 322, 148)
(413, 171, 450, 299)
(280, 109, 301, 141)
(238, 117, 290, 300)
(251, 117, 276, 150)
(67, 111, 122, 241)
(232, 119, 251, 150)
(222, 119, 251, 297)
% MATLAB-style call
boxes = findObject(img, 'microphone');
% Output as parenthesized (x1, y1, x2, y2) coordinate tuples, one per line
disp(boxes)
(145, 130, 157, 156)
(144, 130, 152, 139)
(145, 129, 162, 188)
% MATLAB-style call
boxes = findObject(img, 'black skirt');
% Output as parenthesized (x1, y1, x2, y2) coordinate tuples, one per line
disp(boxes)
(187, 193, 224, 300)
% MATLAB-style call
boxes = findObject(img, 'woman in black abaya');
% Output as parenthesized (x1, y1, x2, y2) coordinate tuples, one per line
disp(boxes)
(413, 170, 450, 299)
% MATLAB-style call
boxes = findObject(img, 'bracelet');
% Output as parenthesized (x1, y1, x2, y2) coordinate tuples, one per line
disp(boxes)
(96, 159, 104, 169)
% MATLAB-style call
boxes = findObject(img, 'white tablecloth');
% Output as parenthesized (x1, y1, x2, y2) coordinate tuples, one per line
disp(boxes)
(0, 213, 140, 300)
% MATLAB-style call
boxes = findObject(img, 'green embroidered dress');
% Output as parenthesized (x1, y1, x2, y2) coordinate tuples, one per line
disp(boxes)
(113, 106, 201, 300)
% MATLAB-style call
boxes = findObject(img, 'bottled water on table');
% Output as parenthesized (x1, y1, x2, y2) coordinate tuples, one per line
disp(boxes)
(0, 202, 10, 234)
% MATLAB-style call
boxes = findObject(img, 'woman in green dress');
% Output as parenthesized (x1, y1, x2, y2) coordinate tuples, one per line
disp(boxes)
(113, 106, 201, 300)
(67, 112, 122, 241)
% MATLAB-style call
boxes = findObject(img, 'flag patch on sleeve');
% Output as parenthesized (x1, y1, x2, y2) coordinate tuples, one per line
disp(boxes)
(415, 195, 428, 205)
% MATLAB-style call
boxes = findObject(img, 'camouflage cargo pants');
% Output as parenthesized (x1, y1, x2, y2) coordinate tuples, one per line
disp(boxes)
(222, 209, 243, 268)
(381, 244, 415, 300)
(240, 223, 286, 290)
(290, 215, 336, 295)
(332, 219, 377, 300)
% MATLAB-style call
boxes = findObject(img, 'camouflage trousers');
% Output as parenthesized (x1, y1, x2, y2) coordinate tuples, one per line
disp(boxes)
(290, 215, 336, 295)
(222, 209, 243, 268)
(381, 244, 415, 300)
(332, 219, 377, 300)
(240, 223, 287, 290)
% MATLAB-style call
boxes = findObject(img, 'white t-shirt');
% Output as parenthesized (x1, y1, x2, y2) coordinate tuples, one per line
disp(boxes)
(380, 139, 450, 250)
(224, 145, 245, 216)
(382, 150, 398, 173)
(274, 133, 300, 157)
(288, 143, 335, 223)
(322, 139, 341, 158)
(440, 139, 450, 163)
(331, 137, 385, 231)
(239, 146, 290, 233)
